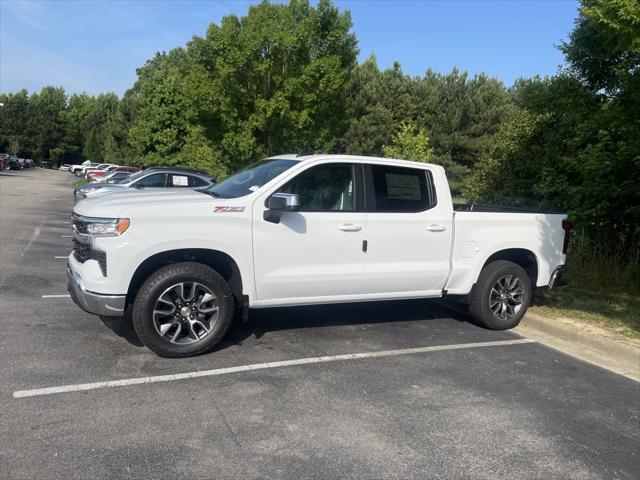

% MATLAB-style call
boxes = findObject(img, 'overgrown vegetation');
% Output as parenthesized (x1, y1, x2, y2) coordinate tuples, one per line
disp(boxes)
(1, 0, 638, 331)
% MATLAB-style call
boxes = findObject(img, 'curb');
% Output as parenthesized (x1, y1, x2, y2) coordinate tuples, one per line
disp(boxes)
(515, 312, 640, 382)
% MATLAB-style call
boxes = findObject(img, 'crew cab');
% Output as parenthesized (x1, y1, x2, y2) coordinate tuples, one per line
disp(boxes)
(67, 154, 568, 357)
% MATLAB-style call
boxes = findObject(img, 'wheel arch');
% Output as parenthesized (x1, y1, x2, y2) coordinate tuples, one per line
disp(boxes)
(126, 249, 243, 307)
(481, 248, 539, 286)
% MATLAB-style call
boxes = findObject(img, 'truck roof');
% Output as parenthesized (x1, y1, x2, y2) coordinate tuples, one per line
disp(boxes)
(266, 153, 441, 171)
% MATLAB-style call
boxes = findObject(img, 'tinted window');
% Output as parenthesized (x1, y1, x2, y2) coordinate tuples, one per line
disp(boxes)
(135, 173, 167, 188)
(277, 163, 354, 211)
(368, 165, 434, 212)
(189, 176, 209, 187)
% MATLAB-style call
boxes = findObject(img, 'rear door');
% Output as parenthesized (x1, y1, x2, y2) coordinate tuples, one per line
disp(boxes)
(363, 163, 453, 296)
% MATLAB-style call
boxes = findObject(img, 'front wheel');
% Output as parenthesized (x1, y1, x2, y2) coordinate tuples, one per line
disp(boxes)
(132, 262, 235, 357)
(469, 260, 532, 330)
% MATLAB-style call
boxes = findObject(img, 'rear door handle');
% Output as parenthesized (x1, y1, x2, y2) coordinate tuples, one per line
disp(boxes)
(426, 224, 447, 232)
(338, 223, 362, 232)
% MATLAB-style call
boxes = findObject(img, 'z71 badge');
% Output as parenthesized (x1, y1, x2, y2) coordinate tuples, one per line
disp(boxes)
(214, 206, 245, 213)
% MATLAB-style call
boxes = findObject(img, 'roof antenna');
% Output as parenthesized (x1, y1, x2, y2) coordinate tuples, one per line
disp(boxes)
(296, 149, 313, 157)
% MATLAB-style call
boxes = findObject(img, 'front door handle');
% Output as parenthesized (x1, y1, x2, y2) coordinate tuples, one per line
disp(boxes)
(338, 223, 362, 232)
(426, 224, 447, 232)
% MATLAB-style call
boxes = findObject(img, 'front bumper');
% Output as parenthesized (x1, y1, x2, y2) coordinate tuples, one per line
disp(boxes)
(67, 265, 126, 317)
(547, 265, 567, 289)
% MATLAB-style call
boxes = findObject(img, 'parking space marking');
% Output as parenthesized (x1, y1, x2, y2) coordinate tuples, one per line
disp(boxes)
(54, 256, 68, 259)
(41, 294, 71, 298)
(61, 235, 72, 238)
(13, 338, 535, 398)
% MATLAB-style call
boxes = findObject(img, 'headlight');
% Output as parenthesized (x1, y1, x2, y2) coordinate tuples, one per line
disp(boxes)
(77, 187, 95, 194)
(85, 218, 130, 236)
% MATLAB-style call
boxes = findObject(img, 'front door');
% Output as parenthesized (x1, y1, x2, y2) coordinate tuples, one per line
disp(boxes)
(253, 161, 365, 305)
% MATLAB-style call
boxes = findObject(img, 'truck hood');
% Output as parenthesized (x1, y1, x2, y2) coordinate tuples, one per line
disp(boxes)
(74, 189, 216, 218)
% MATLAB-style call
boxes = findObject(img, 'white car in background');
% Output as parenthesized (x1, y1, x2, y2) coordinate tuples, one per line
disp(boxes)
(69, 160, 93, 176)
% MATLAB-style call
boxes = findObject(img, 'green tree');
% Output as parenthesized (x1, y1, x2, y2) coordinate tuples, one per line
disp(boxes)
(185, 0, 358, 173)
(382, 123, 433, 162)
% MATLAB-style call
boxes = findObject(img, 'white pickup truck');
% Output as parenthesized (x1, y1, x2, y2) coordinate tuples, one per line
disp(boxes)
(67, 154, 569, 357)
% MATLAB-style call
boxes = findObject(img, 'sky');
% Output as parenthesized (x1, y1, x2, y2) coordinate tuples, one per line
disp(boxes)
(0, 0, 580, 96)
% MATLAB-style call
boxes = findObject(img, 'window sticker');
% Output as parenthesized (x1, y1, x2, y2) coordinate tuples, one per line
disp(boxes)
(385, 173, 421, 200)
(172, 175, 188, 186)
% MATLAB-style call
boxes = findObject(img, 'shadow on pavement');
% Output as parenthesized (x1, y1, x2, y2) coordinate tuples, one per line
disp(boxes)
(99, 298, 477, 352)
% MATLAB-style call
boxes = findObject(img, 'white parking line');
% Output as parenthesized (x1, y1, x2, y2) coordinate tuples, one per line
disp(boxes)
(61, 235, 72, 238)
(13, 338, 535, 398)
(41, 294, 71, 298)
(54, 256, 68, 259)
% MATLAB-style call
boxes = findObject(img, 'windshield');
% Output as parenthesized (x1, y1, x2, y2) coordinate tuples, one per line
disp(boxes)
(207, 159, 298, 198)
(117, 170, 147, 184)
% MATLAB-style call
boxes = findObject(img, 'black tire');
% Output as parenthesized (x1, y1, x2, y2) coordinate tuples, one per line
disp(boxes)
(469, 260, 532, 330)
(74, 170, 83, 177)
(132, 262, 234, 357)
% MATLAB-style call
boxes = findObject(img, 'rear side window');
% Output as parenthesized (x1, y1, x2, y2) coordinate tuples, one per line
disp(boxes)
(189, 176, 209, 187)
(367, 164, 435, 212)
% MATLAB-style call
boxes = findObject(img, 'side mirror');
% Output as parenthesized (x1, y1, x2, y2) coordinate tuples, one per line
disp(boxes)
(264, 193, 300, 223)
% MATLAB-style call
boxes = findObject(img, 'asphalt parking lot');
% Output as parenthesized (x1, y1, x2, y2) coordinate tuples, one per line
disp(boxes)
(1, 168, 639, 479)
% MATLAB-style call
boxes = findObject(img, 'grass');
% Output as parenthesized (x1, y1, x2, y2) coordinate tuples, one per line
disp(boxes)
(532, 253, 640, 340)
(73, 178, 87, 188)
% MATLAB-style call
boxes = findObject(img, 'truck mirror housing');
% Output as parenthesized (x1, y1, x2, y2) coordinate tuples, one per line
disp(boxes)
(264, 193, 300, 223)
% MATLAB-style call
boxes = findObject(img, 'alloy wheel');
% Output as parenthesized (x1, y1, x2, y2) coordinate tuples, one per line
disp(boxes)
(152, 282, 219, 344)
(489, 275, 524, 320)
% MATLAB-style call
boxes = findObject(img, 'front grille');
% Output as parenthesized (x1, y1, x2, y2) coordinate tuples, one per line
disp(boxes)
(72, 238, 91, 262)
(72, 238, 107, 276)
(72, 216, 89, 234)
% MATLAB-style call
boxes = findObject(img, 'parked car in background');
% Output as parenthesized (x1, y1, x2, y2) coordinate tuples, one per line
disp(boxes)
(24, 159, 35, 168)
(66, 154, 568, 357)
(40, 160, 53, 169)
(84, 163, 117, 180)
(59, 164, 71, 171)
(91, 166, 141, 183)
(86, 164, 120, 181)
(0, 153, 8, 170)
(69, 161, 96, 176)
(74, 167, 215, 202)
(7, 157, 22, 170)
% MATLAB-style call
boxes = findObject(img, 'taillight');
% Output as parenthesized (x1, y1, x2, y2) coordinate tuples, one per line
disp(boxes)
(561, 219, 572, 254)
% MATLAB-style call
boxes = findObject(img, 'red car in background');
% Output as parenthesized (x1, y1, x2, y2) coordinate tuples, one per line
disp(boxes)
(87, 166, 141, 182)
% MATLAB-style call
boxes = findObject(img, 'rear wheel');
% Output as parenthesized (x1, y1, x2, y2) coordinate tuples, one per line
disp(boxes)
(132, 262, 234, 357)
(469, 260, 531, 330)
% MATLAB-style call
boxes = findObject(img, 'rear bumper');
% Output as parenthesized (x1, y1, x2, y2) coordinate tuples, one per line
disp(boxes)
(547, 265, 567, 289)
(67, 265, 126, 317)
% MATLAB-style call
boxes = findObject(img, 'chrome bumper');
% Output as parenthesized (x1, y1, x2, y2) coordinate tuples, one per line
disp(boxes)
(66, 265, 126, 317)
(548, 265, 567, 289)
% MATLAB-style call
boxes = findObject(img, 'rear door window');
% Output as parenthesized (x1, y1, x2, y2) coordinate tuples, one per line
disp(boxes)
(168, 174, 189, 187)
(366, 164, 435, 212)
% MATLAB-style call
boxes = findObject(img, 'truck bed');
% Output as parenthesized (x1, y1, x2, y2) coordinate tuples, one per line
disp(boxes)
(453, 203, 563, 214)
